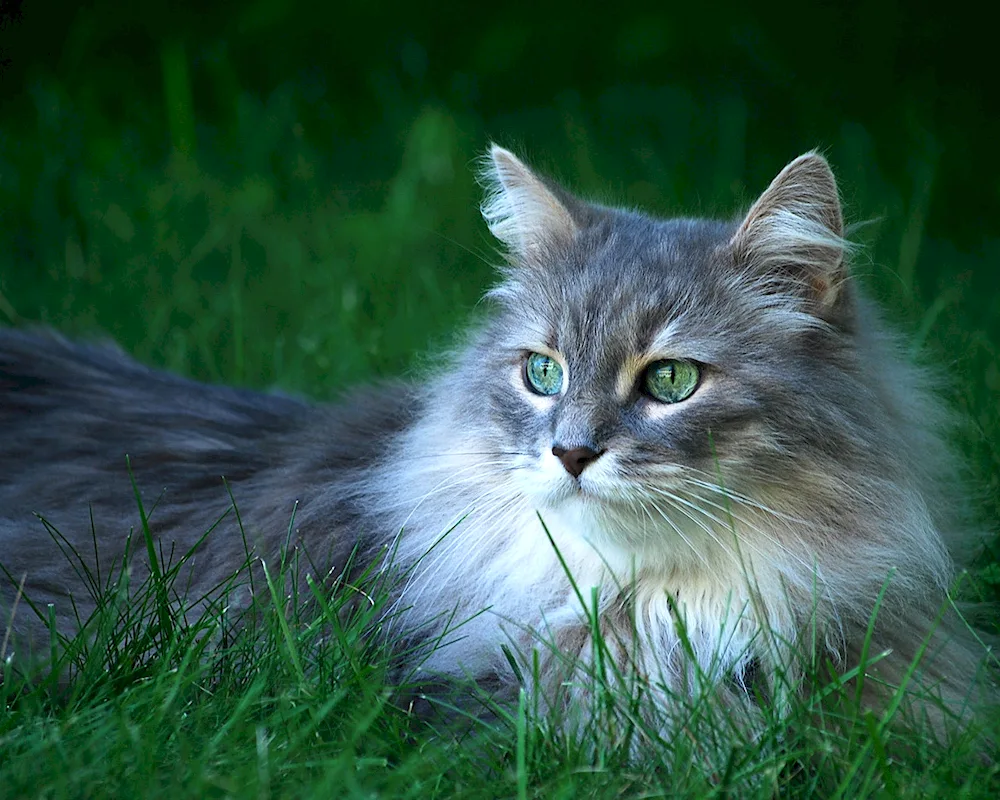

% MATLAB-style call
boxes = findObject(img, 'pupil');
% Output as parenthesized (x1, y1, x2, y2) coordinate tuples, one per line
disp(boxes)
(528, 354, 560, 394)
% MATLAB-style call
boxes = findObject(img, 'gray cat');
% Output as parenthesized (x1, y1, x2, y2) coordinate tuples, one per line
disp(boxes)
(0, 147, 991, 735)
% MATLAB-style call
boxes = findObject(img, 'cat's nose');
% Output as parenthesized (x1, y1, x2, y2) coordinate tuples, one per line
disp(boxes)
(551, 445, 603, 478)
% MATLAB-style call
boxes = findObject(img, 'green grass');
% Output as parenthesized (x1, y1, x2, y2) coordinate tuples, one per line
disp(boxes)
(2, 20, 1000, 796)
(1, 497, 997, 798)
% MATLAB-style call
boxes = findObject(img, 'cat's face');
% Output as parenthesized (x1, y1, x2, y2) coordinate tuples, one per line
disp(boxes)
(467, 148, 870, 561)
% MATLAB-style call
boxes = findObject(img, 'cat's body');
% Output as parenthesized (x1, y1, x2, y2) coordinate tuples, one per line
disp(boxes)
(0, 329, 410, 639)
(0, 148, 991, 735)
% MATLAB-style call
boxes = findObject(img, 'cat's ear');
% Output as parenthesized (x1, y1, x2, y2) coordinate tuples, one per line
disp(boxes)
(731, 152, 848, 310)
(480, 145, 579, 265)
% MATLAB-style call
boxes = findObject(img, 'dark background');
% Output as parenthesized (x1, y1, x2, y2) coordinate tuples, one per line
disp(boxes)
(1, 1, 998, 570)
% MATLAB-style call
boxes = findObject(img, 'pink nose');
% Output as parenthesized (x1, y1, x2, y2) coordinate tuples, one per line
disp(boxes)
(551, 445, 602, 478)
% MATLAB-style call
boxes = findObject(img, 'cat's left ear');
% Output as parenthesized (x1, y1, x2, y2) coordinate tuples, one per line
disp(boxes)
(730, 152, 848, 311)
(480, 145, 580, 266)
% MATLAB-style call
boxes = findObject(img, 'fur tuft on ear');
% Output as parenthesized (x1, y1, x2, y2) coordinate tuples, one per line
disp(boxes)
(731, 152, 850, 309)
(479, 145, 579, 264)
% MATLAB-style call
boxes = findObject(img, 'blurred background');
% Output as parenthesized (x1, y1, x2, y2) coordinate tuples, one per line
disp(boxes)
(1, 1, 998, 565)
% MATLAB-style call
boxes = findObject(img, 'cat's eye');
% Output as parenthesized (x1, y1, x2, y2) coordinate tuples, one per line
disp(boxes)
(524, 352, 564, 396)
(643, 359, 700, 404)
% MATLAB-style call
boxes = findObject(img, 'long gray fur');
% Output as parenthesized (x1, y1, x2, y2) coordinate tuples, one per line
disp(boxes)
(0, 147, 989, 732)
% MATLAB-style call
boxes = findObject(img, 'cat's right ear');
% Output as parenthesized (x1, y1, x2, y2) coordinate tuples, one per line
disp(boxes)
(730, 152, 849, 313)
(479, 145, 579, 265)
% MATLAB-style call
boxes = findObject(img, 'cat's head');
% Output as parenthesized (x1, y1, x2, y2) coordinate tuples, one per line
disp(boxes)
(461, 146, 907, 565)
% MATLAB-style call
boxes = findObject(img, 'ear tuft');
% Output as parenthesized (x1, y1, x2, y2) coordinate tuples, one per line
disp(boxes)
(479, 145, 579, 264)
(731, 152, 848, 308)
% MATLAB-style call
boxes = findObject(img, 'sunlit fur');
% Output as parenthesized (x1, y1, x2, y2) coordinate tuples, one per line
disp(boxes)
(0, 149, 990, 737)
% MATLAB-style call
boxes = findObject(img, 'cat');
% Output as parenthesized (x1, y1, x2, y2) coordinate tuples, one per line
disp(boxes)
(0, 146, 992, 740)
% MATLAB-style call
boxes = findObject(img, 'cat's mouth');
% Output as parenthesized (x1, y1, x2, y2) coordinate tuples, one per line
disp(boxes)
(529, 476, 604, 512)
(546, 473, 628, 508)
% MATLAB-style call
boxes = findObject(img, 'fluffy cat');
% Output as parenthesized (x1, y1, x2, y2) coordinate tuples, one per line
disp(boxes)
(0, 147, 991, 738)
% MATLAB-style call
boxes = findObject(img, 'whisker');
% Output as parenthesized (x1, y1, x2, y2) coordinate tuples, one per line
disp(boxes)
(639, 494, 710, 569)
(659, 482, 837, 601)
(397, 490, 523, 614)
(675, 475, 810, 525)
(393, 459, 517, 534)
(395, 479, 519, 576)
(641, 486, 738, 560)
(385, 450, 535, 461)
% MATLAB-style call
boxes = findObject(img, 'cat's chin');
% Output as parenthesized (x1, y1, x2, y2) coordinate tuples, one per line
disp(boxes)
(531, 477, 615, 511)
(526, 472, 658, 526)
(531, 493, 641, 565)
(531, 481, 713, 564)
(533, 483, 645, 540)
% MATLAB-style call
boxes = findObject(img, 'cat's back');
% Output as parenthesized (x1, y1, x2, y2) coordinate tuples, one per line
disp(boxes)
(0, 326, 420, 509)
(0, 328, 312, 498)
(0, 327, 424, 656)
(0, 329, 414, 626)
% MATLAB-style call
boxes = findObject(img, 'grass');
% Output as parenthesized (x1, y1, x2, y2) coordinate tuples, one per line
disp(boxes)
(2, 35, 1000, 797)
(1, 494, 997, 797)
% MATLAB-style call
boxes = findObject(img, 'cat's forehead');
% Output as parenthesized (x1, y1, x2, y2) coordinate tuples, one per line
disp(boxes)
(571, 213, 736, 290)
(503, 213, 741, 357)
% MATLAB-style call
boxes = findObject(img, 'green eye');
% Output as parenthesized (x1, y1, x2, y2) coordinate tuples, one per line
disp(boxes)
(525, 352, 564, 396)
(644, 359, 700, 404)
